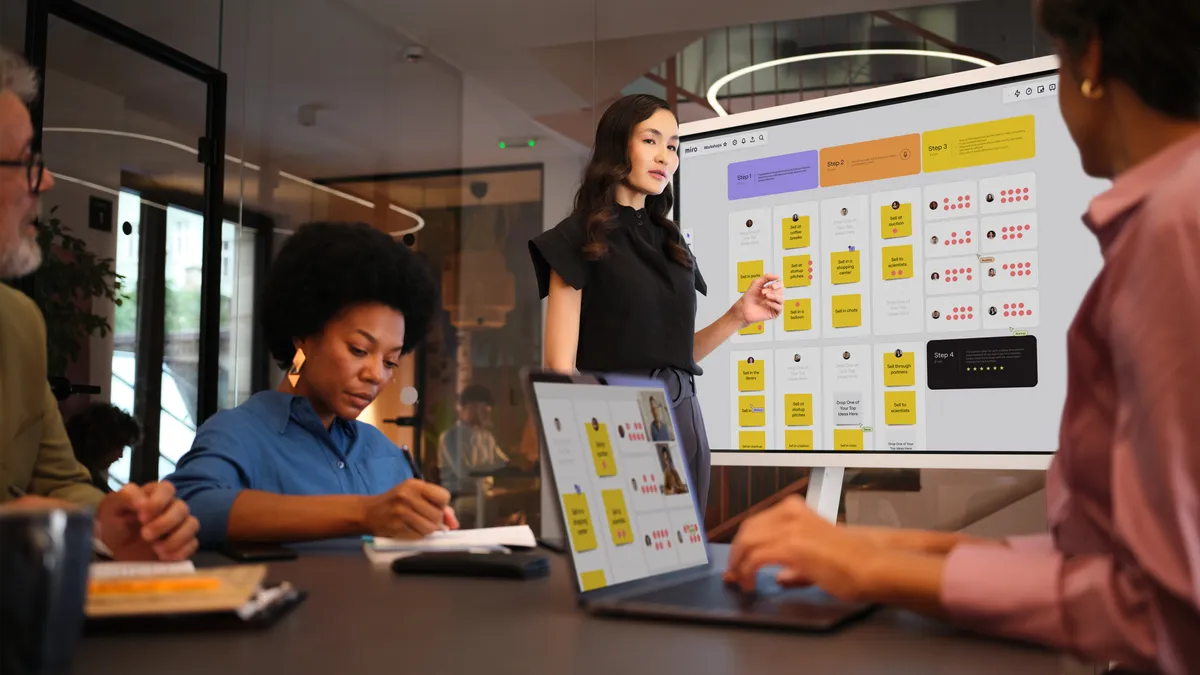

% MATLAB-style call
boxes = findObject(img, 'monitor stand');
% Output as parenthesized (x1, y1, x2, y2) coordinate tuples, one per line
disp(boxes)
(805, 467, 845, 523)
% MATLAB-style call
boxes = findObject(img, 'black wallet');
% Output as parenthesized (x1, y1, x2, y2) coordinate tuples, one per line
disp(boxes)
(390, 551, 550, 579)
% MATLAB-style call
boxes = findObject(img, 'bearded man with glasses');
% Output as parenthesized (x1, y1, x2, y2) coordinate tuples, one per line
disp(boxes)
(0, 45, 199, 562)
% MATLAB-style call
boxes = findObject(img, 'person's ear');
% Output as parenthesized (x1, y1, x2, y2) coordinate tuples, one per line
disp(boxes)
(1078, 35, 1106, 99)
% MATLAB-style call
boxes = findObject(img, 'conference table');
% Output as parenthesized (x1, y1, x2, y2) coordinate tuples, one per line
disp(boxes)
(70, 542, 1082, 675)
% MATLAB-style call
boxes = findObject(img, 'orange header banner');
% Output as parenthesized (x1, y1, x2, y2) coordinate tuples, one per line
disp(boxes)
(819, 134, 922, 188)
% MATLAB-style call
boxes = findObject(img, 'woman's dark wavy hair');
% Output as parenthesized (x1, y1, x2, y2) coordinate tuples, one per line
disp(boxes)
(261, 221, 439, 370)
(573, 94, 692, 268)
(1039, 0, 1199, 120)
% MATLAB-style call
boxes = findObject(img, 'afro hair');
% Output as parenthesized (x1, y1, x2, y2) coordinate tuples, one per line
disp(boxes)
(261, 221, 439, 369)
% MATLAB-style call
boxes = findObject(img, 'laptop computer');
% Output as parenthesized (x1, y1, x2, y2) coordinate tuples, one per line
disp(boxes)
(524, 369, 875, 631)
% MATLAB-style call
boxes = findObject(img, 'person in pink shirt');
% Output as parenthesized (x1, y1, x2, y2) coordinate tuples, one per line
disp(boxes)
(723, 1, 1200, 672)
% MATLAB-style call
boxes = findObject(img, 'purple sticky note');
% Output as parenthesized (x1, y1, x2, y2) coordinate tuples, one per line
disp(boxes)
(728, 150, 819, 200)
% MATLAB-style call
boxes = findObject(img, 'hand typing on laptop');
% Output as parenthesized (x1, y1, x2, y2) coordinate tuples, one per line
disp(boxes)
(723, 495, 945, 614)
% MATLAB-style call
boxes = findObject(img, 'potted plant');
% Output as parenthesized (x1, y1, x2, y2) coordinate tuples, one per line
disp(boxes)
(32, 206, 125, 386)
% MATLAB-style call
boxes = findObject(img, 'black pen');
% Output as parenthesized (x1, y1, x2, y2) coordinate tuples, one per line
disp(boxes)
(7, 485, 26, 499)
(401, 445, 423, 480)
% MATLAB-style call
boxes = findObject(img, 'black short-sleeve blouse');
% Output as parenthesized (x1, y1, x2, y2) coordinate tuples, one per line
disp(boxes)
(529, 204, 708, 375)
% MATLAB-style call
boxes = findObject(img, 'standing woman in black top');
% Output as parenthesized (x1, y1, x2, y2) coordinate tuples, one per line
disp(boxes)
(530, 94, 783, 512)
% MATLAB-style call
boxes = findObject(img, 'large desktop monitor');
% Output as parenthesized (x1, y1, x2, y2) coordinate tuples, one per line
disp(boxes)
(676, 55, 1108, 471)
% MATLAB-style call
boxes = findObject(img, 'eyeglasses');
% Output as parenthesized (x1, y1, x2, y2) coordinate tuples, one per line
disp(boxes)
(0, 152, 46, 193)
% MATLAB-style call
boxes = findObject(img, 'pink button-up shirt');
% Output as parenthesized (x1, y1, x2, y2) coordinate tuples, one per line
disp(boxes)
(941, 130, 1200, 674)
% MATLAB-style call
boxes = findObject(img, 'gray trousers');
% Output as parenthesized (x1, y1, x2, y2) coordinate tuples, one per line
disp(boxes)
(673, 390, 712, 515)
(648, 367, 711, 516)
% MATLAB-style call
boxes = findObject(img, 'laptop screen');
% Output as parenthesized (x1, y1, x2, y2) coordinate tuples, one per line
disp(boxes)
(531, 379, 711, 593)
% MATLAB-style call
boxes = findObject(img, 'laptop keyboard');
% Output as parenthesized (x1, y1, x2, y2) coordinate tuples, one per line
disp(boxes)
(627, 571, 860, 621)
(634, 572, 779, 609)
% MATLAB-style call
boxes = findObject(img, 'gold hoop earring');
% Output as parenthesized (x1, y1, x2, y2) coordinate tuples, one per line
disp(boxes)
(1081, 79, 1104, 99)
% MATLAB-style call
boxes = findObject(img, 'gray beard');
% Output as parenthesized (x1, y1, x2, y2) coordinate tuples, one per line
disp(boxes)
(0, 233, 43, 279)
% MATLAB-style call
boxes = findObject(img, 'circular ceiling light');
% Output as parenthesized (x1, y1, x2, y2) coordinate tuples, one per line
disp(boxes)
(706, 49, 998, 116)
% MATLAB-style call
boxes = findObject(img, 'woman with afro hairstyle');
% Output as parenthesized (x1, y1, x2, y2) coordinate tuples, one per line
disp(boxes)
(168, 221, 459, 548)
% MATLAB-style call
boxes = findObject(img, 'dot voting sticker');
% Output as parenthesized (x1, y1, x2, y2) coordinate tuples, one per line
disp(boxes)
(783, 254, 813, 288)
(738, 321, 765, 336)
(562, 492, 598, 553)
(924, 256, 980, 297)
(881, 245, 913, 281)
(738, 358, 766, 392)
(980, 173, 1037, 215)
(738, 395, 766, 427)
(640, 513, 680, 570)
(982, 290, 1040, 330)
(925, 219, 979, 259)
(601, 489, 634, 546)
(981, 213, 1039, 253)
(925, 294, 982, 333)
(831, 294, 862, 328)
(833, 428, 864, 451)
(883, 351, 916, 387)
(785, 429, 814, 451)
(782, 215, 811, 250)
(884, 391, 917, 426)
(739, 431, 767, 451)
(580, 570, 607, 591)
(585, 423, 617, 477)
(737, 260, 764, 293)
(784, 298, 812, 333)
(982, 251, 1039, 292)
(784, 393, 813, 426)
(880, 202, 913, 239)
(830, 250, 861, 285)
(924, 180, 977, 221)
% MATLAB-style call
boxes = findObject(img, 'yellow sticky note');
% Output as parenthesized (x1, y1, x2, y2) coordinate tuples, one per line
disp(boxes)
(783, 298, 812, 333)
(782, 215, 810, 250)
(881, 244, 913, 281)
(881, 202, 913, 239)
(783, 255, 813, 288)
(562, 492, 598, 552)
(883, 351, 916, 387)
(601, 489, 634, 546)
(830, 250, 860, 285)
(737, 260, 764, 293)
(834, 428, 864, 450)
(580, 570, 607, 591)
(738, 321, 765, 336)
(923, 115, 1036, 172)
(784, 393, 813, 426)
(738, 395, 766, 427)
(739, 431, 767, 451)
(785, 429, 814, 451)
(885, 391, 917, 426)
(831, 294, 862, 328)
(738, 358, 765, 392)
(585, 422, 617, 477)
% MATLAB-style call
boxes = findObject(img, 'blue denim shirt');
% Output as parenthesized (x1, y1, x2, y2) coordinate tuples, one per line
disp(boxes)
(167, 391, 413, 547)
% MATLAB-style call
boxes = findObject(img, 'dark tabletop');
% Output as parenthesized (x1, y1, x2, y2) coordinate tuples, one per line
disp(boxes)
(70, 543, 1070, 675)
